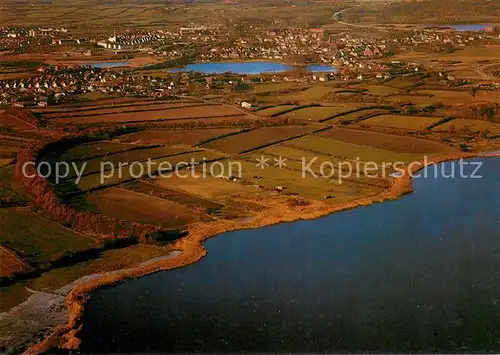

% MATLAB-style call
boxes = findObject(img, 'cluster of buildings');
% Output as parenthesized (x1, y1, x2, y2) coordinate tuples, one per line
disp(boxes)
(0, 66, 178, 107)
(196, 28, 335, 64)
(0, 26, 73, 50)
(395, 30, 484, 51)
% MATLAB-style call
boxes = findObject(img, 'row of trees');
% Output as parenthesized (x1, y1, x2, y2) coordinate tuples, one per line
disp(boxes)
(15, 138, 161, 241)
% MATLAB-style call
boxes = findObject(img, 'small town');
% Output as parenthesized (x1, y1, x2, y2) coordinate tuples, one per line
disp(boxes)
(1, 1, 500, 354)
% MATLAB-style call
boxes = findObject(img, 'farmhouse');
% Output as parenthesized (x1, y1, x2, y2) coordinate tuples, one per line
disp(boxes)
(241, 101, 252, 109)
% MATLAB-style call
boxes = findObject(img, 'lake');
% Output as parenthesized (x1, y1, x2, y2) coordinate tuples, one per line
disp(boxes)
(87, 62, 130, 68)
(80, 158, 500, 353)
(169, 61, 337, 74)
(427, 24, 491, 32)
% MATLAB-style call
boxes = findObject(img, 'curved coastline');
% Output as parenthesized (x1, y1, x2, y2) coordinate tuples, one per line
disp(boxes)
(27, 151, 487, 354)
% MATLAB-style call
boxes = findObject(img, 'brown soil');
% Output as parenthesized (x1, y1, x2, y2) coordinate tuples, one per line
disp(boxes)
(26, 151, 475, 354)
(0, 245, 29, 277)
(319, 127, 455, 154)
(0, 112, 36, 130)
(56, 105, 246, 124)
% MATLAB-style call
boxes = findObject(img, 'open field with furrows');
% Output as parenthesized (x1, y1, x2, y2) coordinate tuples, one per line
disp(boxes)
(0, 139, 27, 157)
(355, 85, 401, 96)
(0, 111, 36, 130)
(77, 150, 227, 191)
(280, 106, 353, 122)
(286, 135, 424, 164)
(415, 90, 473, 100)
(1, 1, 341, 28)
(201, 126, 319, 154)
(0, 246, 29, 278)
(220, 157, 386, 202)
(32, 100, 199, 115)
(156, 175, 251, 201)
(318, 128, 455, 154)
(244, 147, 392, 189)
(0, 207, 95, 267)
(327, 108, 396, 123)
(1, 3, 219, 28)
(0, 165, 29, 203)
(354, 114, 443, 130)
(385, 94, 444, 106)
(255, 105, 298, 116)
(86, 188, 207, 230)
(116, 128, 243, 146)
(435, 45, 500, 63)
(404, 90, 482, 106)
(251, 82, 298, 94)
(259, 143, 397, 182)
(69, 146, 193, 178)
(40, 103, 209, 119)
(276, 86, 338, 103)
(475, 91, 500, 102)
(54, 105, 246, 124)
(59, 141, 140, 161)
(432, 119, 500, 135)
(31, 99, 190, 114)
(0, 159, 13, 167)
(124, 181, 223, 214)
(38, 97, 179, 109)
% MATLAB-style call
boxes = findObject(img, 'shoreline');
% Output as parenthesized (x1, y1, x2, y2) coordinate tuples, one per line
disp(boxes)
(25, 151, 487, 354)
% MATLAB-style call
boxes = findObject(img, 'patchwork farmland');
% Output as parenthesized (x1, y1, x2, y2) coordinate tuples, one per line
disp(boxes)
(2, 74, 500, 342)
(354, 114, 443, 130)
(47, 104, 248, 124)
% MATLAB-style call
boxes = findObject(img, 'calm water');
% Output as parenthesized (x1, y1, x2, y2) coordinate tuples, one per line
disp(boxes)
(81, 158, 500, 353)
(427, 24, 491, 32)
(87, 62, 130, 68)
(308, 64, 338, 73)
(169, 61, 337, 74)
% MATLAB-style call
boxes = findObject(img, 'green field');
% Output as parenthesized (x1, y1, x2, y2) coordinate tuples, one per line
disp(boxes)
(286, 135, 422, 164)
(156, 175, 250, 200)
(69, 146, 193, 178)
(0, 165, 27, 203)
(59, 141, 138, 161)
(87, 188, 206, 229)
(124, 180, 223, 213)
(116, 128, 242, 146)
(225, 157, 385, 202)
(256, 105, 297, 116)
(201, 126, 318, 154)
(432, 119, 500, 135)
(357, 85, 400, 96)
(319, 128, 452, 154)
(0, 208, 95, 266)
(278, 86, 336, 103)
(281, 106, 350, 122)
(77, 150, 227, 191)
(251, 82, 297, 93)
(329, 108, 394, 123)
(356, 114, 442, 130)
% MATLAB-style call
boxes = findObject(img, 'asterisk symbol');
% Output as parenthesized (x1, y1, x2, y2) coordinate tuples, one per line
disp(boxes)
(274, 156, 287, 169)
(256, 155, 270, 169)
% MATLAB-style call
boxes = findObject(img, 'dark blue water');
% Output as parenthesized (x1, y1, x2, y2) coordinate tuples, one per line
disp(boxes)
(426, 24, 491, 32)
(81, 158, 500, 353)
(169, 61, 338, 75)
(87, 62, 130, 68)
